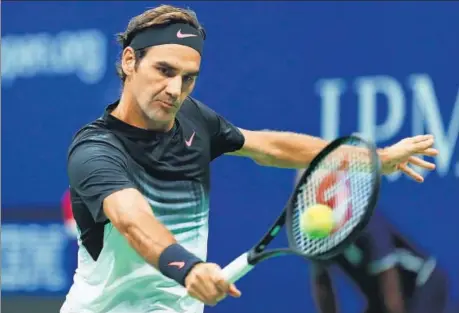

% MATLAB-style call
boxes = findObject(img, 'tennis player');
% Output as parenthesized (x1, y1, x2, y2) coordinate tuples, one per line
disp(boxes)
(309, 209, 448, 313)
(60, 5, 439, 313)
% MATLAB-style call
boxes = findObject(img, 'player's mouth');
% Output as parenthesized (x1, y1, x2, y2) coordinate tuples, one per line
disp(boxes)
(157, 100, 176, 109)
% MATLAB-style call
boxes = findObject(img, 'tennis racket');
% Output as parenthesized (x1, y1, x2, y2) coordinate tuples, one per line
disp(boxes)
(185, 134, 381, 297)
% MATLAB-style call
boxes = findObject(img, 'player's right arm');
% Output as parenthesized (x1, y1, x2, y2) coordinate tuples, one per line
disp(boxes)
(67, 140, 175, 267)
(310, 262, 338, 313)
(67, 139, 240, 305)
(103, 187, 176, 267)
(104, 189, 241, 305)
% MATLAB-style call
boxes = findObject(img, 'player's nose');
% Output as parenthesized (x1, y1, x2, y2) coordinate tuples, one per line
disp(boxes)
(165, 76, 182, 100)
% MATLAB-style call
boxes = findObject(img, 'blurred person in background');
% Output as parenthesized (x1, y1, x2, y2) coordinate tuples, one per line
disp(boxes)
(62, 4, 440, 313)
(62, 189, 78, 239)
(308, 208, 448, 313)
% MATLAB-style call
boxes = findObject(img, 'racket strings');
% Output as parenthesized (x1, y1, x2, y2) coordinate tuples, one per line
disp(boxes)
(291, 141, 376, 257)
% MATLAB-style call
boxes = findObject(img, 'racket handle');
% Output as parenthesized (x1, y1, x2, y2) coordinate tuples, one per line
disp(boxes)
(177, 252, 254, 307)
(221, 252, 254, 284)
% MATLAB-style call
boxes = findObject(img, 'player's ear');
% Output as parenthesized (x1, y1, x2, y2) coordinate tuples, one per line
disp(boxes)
(121, 47, 136, 77)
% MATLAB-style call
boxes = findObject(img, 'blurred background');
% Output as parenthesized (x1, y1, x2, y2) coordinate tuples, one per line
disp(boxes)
(2, 1, 458, 313)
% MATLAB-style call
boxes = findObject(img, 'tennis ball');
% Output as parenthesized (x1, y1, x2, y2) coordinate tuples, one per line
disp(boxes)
(300, 204, 335, 239)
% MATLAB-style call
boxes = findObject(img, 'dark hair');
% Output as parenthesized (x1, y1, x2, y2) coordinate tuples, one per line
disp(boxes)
(115, 4, 206, 82)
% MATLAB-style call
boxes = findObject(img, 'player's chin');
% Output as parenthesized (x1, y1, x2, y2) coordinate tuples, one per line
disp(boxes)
(148, 110, 176, 125)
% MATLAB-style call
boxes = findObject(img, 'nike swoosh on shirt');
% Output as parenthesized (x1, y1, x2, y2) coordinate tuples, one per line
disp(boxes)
(168, 261, 185, 269)
(185, 132, 196, 147)
(177, 29, 197, 38)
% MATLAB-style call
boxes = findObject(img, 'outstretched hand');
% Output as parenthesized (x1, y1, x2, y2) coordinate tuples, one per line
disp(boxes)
(379, 134, 439, 182)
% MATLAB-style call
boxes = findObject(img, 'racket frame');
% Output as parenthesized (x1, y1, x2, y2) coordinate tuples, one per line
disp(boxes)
(180, 134, 382, 301)
(285, 134, 381, 260)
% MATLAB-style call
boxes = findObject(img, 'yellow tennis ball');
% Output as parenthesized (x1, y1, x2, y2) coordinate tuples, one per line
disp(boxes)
(301, 204, 335, 239)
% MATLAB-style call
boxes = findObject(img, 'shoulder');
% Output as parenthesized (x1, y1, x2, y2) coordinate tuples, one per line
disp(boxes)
(182, 96, 227, 119)
(68, 118, 127, 160)
(179, 96, 229, 131)
(177, 97, 217, 133)
(179, 96, 213, 118)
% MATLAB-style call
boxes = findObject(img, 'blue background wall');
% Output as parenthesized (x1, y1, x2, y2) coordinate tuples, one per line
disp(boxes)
(2, 2, 458, 312)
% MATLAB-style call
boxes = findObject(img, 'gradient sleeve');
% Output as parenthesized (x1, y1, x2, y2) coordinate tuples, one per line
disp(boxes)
(194, 100, 245, 159)
(67, 141, 136, 223)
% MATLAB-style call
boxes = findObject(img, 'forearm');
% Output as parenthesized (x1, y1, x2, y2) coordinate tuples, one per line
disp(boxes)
(105, 189, 204, 286)
(121, 210, 176, 268)
(250, 130, 383, 169)
(254, 131, 329, 168)
(312, 274, 338, 313)
(104, 188, 180, 269)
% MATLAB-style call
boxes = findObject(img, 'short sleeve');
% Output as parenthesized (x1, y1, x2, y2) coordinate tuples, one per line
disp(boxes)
(194, 99, 245, 159)
(67, 141, 136, 223)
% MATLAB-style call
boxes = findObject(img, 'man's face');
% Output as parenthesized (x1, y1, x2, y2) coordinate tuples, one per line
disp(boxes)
(123, 44, 201, 126)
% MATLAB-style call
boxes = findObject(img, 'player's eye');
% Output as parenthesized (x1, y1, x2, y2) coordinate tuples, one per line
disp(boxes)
(183, 75, 195, 84)
(157, 66, 174, 77)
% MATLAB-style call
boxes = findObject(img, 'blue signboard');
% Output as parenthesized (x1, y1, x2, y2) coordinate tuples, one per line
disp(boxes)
(2, 1, 458, 312)
(1, 207, 79, 296)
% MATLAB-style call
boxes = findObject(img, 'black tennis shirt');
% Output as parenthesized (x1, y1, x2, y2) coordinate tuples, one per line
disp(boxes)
(67, 97, 245, 260)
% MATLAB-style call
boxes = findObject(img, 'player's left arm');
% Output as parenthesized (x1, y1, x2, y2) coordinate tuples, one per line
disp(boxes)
(193, 99, 437, 181)
(230, 129, 438, 182)
(227, 129, 327, 168)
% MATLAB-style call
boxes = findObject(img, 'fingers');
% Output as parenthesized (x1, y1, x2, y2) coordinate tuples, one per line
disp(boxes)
(213, 272, 230, 292)
(187, 287, 211, 306)
(410, 135, 441, 157)
(413, 137, 434, 152)
(408, 156, 436, 170)
(185, 263, 240, 306)
(211, 267, 241, 298)
(420, 148, 439, 157)
(411, 134, 434, 143)
(187, 272, 219, 305)
(399, 163, 424, 183)
(186, 264, 220, 306)
(382, 134, 439, 180)
(211, 274, 230, 303)
(201, 266, 227, 306)
(228, 284, 242, 298)
(202, 273, 226, 305)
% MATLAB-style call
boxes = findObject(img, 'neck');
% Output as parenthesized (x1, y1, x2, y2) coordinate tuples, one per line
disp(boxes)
(112, 88, 173, 132)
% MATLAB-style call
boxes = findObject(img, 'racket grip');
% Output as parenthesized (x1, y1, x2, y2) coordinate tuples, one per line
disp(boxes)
(177, 252, 254, 307)
(221, 252, 254, 284)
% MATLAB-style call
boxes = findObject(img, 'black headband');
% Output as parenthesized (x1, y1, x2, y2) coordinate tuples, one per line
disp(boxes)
(127, 23, 204, 55)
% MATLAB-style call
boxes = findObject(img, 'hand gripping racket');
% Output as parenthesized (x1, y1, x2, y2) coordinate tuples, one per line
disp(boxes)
(182, 134, 381, 301)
